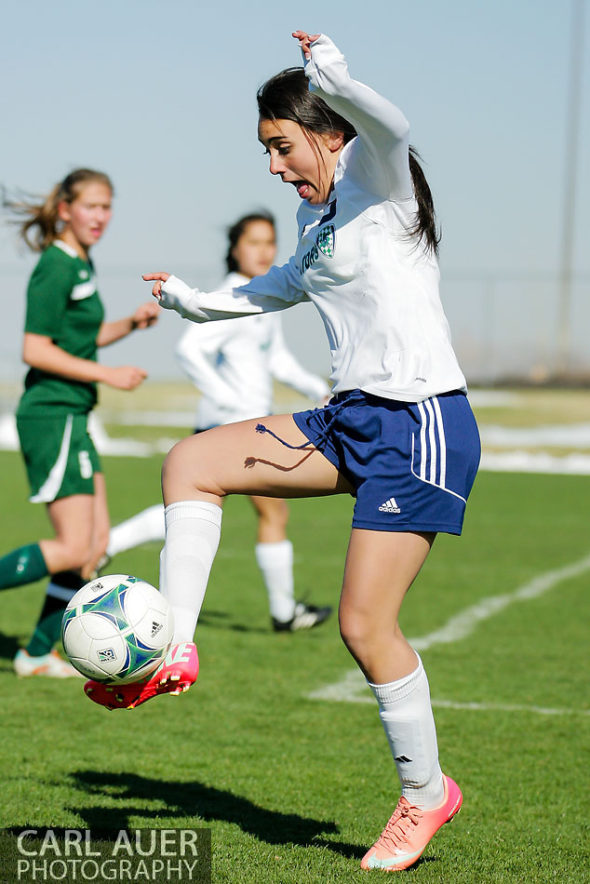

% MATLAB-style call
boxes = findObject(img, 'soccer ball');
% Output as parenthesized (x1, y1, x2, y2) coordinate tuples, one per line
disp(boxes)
(61, 574, 174, 683)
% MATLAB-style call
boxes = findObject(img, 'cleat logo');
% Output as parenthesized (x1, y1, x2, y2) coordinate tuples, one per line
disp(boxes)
(378, 497, 400, 513)
(97, 647, 117, 662)
(161, 643, 192, 668)
(151, 620, 163, 637)
(170, 643, 192, 664)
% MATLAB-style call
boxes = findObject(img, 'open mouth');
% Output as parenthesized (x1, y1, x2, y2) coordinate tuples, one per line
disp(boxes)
(292, 181, 312, 199)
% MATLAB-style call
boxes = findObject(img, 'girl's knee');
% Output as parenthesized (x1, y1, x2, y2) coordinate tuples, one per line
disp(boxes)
(162, 435, 228, 503)
(339, 604, 399, 655)
(255, 496, 289, 528)
(163, 440, 193, 494)
(92, 528, 109, 562)
(162, 437, 206, 490)
(60, 541, 91, 572)
(273, 499, 289, 529)
(339, 606, 369, 653)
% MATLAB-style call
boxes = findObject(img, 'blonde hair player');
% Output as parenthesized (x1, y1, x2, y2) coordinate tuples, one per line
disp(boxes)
(1, 169, 159, 677)
(85, 33, 480, 874)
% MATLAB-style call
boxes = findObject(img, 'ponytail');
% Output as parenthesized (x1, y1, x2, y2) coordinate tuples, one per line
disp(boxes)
(408, 146, 440, 256)
(3, 168, 113, 252)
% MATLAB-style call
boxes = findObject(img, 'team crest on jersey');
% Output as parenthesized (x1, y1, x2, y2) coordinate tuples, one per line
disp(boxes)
(316, 224, 335, 258)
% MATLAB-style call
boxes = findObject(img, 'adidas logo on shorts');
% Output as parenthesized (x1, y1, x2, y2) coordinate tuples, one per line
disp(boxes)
(378, 497, 401, 513)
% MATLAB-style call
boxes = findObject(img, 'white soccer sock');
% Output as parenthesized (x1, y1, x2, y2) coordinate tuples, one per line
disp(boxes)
(368, 656, 445, 809)
(254, 540, 296, 622)
(107, 504, 165, 557)
(160, 500, 222, 644)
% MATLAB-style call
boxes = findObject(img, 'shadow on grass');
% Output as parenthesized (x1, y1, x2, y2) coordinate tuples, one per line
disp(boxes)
(198, 609, 270, 635)
(67, 770, 362, 859)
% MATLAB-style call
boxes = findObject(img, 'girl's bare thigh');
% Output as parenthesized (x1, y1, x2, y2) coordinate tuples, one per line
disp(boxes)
(162, 413, 353, 505)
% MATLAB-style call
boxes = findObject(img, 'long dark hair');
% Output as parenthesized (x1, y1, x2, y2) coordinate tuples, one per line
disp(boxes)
(3, 168, 113, 252)
(408, 146, 440, 255)
(225, 211, 276, 273)
(257, 67, 440, 255)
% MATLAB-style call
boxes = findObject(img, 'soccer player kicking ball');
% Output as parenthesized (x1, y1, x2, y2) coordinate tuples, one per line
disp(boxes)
(85, 31, 480, 873)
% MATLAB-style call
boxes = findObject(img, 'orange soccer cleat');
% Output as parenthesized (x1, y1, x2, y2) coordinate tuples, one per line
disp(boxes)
(361, 775, 462, 872)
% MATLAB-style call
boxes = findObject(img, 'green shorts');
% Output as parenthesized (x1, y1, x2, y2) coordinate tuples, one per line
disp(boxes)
(16, 413, 102, 503)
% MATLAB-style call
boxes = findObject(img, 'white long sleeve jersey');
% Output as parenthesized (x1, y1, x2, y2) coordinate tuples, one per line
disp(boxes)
(161, 35, 466, 403)
(175, 272, 330, 428)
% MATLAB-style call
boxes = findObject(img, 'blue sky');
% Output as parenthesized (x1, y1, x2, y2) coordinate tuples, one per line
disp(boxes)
(1, 0, 588, 382)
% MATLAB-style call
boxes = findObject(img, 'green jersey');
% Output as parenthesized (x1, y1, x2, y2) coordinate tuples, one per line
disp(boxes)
(17, 240, 105, 416)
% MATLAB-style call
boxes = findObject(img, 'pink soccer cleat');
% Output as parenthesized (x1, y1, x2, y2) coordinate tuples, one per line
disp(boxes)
(361, 775, 462, 872)
(84, 642, 199, 710)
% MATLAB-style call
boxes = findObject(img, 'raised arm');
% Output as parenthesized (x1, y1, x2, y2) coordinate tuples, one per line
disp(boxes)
(293, 31, 412, 200)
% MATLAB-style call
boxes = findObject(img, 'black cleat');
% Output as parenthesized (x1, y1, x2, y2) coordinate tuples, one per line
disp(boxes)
(272, 601, 332, 632)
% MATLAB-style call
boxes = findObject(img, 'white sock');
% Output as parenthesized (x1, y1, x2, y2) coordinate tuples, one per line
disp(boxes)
(107, 504, 165, 557)
(255, 540, 296, 622)
(161, 500, 222, 644)
(368, 655, 445, 809)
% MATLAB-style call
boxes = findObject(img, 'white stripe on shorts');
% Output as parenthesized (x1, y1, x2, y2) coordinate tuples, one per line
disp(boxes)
(431, 396, 447, 487)
(413, 398, 465, 502)
(30, 415, 73, 503)
(423, 398, 438, 483)
(418, 402, 428, 481)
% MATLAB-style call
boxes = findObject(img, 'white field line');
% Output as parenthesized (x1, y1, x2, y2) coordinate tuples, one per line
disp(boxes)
(480, 450, 590, 475)
(431, 699, 590, 716)
(480, 422, 590, 446)
(308, 552, 590, 715)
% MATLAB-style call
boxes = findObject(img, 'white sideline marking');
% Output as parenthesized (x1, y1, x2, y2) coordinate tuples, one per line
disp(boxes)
(308, 552, 590, 711)
(431, 699, 590, 717)
(480, 450, 590, 475)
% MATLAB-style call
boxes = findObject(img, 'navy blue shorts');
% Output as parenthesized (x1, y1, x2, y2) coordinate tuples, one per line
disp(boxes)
(292, 389, 480, 535)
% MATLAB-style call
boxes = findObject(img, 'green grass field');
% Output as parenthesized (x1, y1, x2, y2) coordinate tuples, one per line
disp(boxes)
(1, 446, 589, 883)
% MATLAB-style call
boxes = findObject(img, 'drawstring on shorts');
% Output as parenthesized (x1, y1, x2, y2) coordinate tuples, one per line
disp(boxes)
(255, 423, 314, 450)
(255, 395, 351, 452)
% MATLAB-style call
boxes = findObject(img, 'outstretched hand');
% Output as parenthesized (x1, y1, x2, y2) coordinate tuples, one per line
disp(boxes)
(292, 30, 320, 60)
(143, 272, 170, 300)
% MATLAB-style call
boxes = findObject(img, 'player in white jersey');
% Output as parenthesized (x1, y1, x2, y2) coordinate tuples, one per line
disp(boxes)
(105, 212, 332, 631)
(85, 31, 480, 873)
